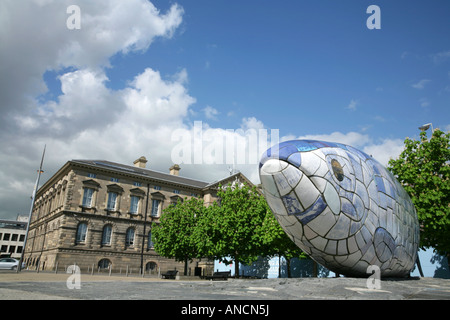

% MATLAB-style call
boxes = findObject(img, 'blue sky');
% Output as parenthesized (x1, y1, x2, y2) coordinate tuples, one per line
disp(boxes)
(0, 0, 449, 219)
(109, 0, 450, 137)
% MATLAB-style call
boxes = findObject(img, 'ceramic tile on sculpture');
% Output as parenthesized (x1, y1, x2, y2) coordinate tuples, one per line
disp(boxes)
(323, 182, 340, 214)
(284, 218, 304, 240)
(352, 194, 365, 221)
(337, 239, 349, 255)
(313, 159, 330, 177)
(310, 236, 328, 252)
(347, 235, 359, 254)
(287, 152, 301, 168)
(296, 196, 325, 225)
(278, 213, 300, 228)
(302, 224, 318, 240)
(264, 191, 288, 216)
(294, 174, 319, 209)
(361, 164, 373, 187)
(355, 179, 369, 208)
(324, 240, 337, 255)
(345, 250, 363, 267)
(298, 151, 321, 176)
(306, 207, 337, 237)
(260, 173, 278, 197)
(281, 191, 304, 215)
(341, 198, 358, 221)
(281, 164, 303, 188)
(326, 214, 351, 240)
(310, 176, 327, 193)
(273, 171, 292, 197)
(261, 158, 286, 174)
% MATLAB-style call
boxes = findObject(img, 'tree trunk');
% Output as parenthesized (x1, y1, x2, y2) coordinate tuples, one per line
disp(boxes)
(184, 258, 188, 276)
(234, 258, 239, 278)
(287, 258, 292, 278)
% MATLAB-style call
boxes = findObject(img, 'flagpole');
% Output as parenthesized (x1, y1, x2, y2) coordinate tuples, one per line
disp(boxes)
(17, 145, 46, 272)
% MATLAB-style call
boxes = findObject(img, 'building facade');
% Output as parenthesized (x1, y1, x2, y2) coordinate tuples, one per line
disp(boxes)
(24, 156, 252, 275)
(0, 216, 28, 259)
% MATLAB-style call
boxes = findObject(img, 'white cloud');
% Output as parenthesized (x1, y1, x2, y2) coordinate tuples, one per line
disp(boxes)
(411, 79, 431, 90)
(0, 0, 184, 125)
(202, 105, 219, 120)
(0, 0, 186, 219)
(346, 99, 358, 111)
(362, 139, 405, 166)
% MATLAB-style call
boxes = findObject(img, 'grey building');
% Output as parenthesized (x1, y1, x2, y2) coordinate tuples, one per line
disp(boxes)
(0, 216, 28, 259)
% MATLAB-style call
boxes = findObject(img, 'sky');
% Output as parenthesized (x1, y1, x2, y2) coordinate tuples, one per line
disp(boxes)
(0, 0, 449, 220)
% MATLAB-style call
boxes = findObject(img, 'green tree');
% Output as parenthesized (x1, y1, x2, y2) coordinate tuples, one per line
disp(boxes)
(152, 197, 206, 275)
(203, 183, 270, 278)
(388, 128, 450, 268)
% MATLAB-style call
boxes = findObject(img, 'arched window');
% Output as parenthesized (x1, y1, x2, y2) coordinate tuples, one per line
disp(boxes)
(102, 225, 112, 245)
(98, 258, 111, 270)
(145, 261, 157, 272)
(125, 228, 135, 247)
(76, 222, 88, 244)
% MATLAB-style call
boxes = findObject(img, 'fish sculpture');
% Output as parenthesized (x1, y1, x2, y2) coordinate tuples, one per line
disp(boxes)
(259, 140, 419, 277)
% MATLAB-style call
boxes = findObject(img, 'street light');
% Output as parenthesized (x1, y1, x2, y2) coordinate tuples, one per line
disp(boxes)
(418, 123, 433, 132)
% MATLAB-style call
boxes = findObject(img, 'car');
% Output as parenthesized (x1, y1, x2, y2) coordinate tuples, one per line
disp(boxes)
(0, 258, 23, 270)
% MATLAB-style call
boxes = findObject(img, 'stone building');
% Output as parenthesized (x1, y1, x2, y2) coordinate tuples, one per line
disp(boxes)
(24, 156, 252, 275)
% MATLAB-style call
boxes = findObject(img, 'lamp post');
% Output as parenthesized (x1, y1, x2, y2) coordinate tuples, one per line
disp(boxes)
(17, 145, 46, 272)
(418, 123, 434, 132)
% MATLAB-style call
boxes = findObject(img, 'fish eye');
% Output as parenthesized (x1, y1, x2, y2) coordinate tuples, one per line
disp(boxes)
(331, 159, 344, 182)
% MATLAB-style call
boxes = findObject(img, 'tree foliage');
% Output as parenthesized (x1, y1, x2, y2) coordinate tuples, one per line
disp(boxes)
(204, 183, 269, 277)
(153, 182, 307, 277)
(388, 129, 450, 256)
(152, 197, 206, 274)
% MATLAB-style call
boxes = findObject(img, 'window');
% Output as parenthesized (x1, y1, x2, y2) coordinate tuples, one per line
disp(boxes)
(173, 189, 180, 194)
(151, 199, 161, 217)
(82, 188, 94, 208)
(19, 235, 25, 242)
(154, 186, 161, 190)
(133, 182, 142, 187)
(76, 222, 88, 244)
(107, 192, 118, 210)
(102, 225, 112, 245)
(98, 259, 111, 270)
(11, 234, 18, 241)
(125, 228, 135, 247)
(111, 177, 119, 182)
(3, 233, 10, 241)
(130, 196, 140, 214)
(148, 231, 154, 249)
(88, 173, 96, 178)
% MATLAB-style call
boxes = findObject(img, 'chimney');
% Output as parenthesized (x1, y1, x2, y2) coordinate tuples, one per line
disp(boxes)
(133, 156, 148, 168)
(169, 164, 180, 176)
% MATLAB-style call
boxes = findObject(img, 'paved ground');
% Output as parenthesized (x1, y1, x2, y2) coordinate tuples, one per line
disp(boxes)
(0, 270, 449, 301)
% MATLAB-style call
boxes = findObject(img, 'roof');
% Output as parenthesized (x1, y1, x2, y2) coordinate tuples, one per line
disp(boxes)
(71, 159, 211, 189)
